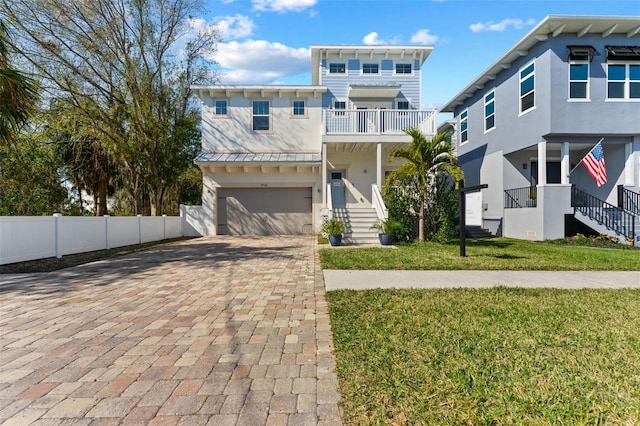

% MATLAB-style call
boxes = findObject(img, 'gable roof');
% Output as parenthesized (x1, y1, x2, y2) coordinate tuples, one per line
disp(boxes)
(441, 15, 640, 113)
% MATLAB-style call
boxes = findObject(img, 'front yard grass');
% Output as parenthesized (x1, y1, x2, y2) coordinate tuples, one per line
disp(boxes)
(320, 237, 640, 270)
(327, 288, 640, 425)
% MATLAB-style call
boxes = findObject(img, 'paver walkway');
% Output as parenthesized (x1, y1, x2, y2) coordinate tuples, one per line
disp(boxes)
(0, 236, 342, 425)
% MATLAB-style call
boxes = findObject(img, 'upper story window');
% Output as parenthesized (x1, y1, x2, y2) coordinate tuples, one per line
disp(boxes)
(484, 91, 495, 132)
(568, 46, 596, 100)
(362, 63, 379, 75)
(395, 63, 412, 74)
(606, 46, 640, 100)
(252, 100, 270, 132)
(397, 101, 409, 110)
(519, 61, 535, 113)
(329, 63, 346, 74)
(334, 100, 346, 116)
(292, 100, 306, 117)
(460, 110, 468, 144)
(214, 99, 228, 116)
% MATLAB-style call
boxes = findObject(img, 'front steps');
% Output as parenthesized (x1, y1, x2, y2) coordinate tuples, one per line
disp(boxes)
(465, 225, 493, 238)
(332, 208, 380, 245)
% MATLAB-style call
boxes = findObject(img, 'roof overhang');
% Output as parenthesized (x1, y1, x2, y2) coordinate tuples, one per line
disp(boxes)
(195, 152, 321, 166)
(190, 85, 327, 100)
(441, 15, 640, 113)
(348, 84, 401, 98)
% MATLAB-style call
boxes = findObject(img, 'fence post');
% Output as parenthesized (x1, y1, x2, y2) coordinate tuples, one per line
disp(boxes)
(104, 215, 110, 249)
(138, 214, 142, 244)
(163, 214, 167, 240)
(53, 213, 62, 258)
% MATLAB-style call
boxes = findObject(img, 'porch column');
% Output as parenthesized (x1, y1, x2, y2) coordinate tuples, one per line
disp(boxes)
(624, 141, 634, 186)
(537, 141, 547, 185)
(561, 142, 570, 184)
(376, 142, 382, 189)
(322, 142, 327, 206)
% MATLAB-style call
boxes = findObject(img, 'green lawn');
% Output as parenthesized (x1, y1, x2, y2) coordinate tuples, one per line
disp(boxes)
(320, 238, 640, 271)
(327, 288, 640, 425)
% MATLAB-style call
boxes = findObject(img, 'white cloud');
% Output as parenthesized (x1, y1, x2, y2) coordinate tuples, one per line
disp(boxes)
(252, 0, 317, 13)
(410, 29, 439, 45)
(470, 18, 536, 33)
(214, 40, 310, 84)
(362, 32, 402, 46)
(215, 14, 255, 40)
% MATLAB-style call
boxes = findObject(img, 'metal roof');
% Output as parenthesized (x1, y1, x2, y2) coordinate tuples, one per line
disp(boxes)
(195, 152, 321, 165)
(441, 15, 640, 113)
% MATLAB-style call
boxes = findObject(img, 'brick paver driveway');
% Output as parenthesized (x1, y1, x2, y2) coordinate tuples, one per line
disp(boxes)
(0, 236, 342, 425)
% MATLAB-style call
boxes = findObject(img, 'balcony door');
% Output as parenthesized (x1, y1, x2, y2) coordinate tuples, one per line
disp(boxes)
(353, 101, 391, 133)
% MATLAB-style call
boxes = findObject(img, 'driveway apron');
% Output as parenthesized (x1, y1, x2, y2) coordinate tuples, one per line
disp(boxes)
(0, 236, 342, 425)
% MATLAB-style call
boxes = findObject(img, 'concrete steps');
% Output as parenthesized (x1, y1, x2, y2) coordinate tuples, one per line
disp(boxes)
(333, 208, 380, 245)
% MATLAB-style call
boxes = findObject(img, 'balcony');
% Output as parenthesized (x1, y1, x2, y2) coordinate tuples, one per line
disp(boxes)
(324, 109, 437, 137)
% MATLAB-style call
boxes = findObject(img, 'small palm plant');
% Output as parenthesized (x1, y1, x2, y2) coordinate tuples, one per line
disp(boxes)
(370, 217, 402, 245)
(321, 218, 345, 246)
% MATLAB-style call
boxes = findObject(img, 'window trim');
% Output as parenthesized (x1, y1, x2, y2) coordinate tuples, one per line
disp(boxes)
(291, 98, 308, 118)
(394, 62, 413, 76)
(484, 90, 495, 133)
(333, 100, 347, 117)
(251, 99, 272, 133)
(460, 109, 468, 145)
(213, 99, 229, 118)
(568, 59, 590, 101)
(606, 61, 640, 101)
(519, 60, 536, 115)
(361, 62, 381, 76)
(328, 62, 347, 76)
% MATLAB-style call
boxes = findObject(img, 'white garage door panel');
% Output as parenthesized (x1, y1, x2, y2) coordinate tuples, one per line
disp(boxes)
(219, 188, 312, 235)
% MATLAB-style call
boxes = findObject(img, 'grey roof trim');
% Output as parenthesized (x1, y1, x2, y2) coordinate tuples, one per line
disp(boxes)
(195, 152, 321, 165)
(441, 15, 640, 113)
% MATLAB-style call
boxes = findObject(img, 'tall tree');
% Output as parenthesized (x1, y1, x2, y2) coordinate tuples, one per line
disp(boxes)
(388, 129, 463, 242)
(0, 19, 38, 144)
(1, 0, 218, 214)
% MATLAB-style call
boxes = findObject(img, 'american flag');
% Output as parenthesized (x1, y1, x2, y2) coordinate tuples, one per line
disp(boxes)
(581, 140, 607, 187)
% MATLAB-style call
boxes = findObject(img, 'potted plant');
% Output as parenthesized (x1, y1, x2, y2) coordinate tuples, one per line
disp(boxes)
(321, 218, 345, 246)
(370, 217, 401, 245)
(526, 189, 537, 207)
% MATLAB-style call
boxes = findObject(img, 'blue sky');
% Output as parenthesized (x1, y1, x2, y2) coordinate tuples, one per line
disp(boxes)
(197, 0, 640, 112)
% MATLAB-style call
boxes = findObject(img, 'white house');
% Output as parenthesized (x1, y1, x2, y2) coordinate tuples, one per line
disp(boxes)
(191, 45, 437, 242)
(441, 15, 640, 244)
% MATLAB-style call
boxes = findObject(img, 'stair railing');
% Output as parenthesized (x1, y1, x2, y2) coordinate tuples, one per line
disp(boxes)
(572, 185, 636, 244)
(504, 186, 535, 208)
(326, 183, 333, 217)
(617, 185, 640, 216)
(371, 184, 389, 221)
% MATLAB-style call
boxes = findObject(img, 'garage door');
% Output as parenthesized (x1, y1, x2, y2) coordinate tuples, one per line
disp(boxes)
(218, 188, 313, 235)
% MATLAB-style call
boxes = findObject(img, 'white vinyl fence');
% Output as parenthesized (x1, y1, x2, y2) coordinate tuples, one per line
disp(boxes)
(0, 213, 189, 266)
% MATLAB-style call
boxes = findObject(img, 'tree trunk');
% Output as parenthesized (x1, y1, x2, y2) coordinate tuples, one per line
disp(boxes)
(95, 179, 108, 216)
(418, 197, 425, 242)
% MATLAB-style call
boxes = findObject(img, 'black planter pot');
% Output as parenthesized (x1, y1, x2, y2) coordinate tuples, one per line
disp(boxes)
(328, 235, 342, 246)
(378, 234, 393, 245)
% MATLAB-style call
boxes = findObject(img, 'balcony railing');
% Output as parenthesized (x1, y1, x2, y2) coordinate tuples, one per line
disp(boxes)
(324, 109, 436, 136)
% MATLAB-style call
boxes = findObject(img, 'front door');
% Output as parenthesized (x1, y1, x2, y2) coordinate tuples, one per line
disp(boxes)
(330, 170, 346, 208)
(531, 161, 561, 185)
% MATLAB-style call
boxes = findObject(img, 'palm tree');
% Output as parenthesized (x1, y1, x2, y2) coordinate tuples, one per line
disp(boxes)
(389, 128, 463, 242)
(0, 19, 38, 144)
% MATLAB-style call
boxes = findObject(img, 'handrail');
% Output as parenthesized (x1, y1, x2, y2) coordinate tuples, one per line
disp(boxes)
(372, 184, 388, 221)
(324, 108, 437, 135)
(618, 185, 640, 216)
(572, 185, 635, 243)
(326, 183, 333, 216)
(504, 186, 536, 208)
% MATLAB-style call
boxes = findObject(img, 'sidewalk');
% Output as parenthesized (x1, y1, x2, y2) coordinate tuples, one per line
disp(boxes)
(324, 270, 640, 291)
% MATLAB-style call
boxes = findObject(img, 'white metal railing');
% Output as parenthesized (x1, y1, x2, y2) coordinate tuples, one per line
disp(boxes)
(326, 183, 333, 216)
(372, 184, 389, 221)
(325, 109, 437, 135)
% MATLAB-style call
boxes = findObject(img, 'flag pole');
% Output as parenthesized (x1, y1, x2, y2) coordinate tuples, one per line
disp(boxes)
(569, 137, 604, 175)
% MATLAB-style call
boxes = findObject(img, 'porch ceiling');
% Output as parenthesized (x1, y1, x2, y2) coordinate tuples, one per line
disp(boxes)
(326, 142, 407, 153)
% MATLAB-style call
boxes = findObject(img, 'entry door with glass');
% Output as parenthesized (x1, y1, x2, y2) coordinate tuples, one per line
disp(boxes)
(330, 170, 346, 208)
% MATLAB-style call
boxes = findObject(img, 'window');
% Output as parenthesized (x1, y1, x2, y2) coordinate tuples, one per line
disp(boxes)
(252, 100, 270, 131)
(460, 110, 468, 144)
(215, 100, 228, 116)
(520, 61, 535, 113)
(569, 61, 589, 99)
(395, 63, 412, 74)
(334, 100, 346, 116)
(362, 63, 379, 74)
(329, 63, 346, 74)
(292, 100, 306, 117)
(607, 63, 640, 99)
(397, 101, 409, 110)
(484, 91, 495, 131)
